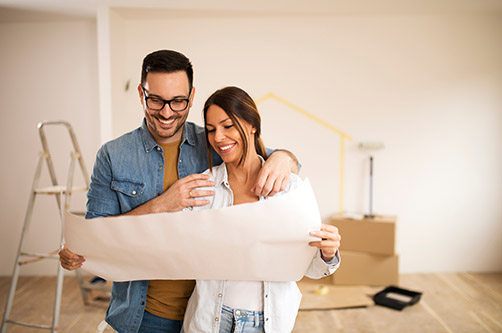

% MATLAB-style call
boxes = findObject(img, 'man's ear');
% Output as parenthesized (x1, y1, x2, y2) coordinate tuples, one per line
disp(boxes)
(138, 84, 145, 107)
(137, 84, 143, 98)
(189, 86, 196, 108)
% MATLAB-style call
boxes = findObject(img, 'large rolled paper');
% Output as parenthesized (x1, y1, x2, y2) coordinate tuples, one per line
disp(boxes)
(64, 178, 321, 282)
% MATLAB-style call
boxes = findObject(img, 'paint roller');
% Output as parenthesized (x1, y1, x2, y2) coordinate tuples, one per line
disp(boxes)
(358, 141, 385, 219)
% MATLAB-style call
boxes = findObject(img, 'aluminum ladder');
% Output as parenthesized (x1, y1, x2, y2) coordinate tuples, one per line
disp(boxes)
(1, 121, 93, 332)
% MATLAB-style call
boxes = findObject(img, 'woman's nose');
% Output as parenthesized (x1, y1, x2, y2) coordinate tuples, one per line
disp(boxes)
(214, 128, 225, 141)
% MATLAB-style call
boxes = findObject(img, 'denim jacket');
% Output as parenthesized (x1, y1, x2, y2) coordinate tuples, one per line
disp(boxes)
(182, 162, 340, 333)
(86, 119, 221, 333)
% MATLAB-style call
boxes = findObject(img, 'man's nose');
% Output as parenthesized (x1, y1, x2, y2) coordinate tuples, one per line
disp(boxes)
(159, 105, 175, 118)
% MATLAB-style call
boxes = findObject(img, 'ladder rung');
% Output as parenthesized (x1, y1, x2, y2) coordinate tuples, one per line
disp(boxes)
(20, 251, 58, 261)
(34, 185, 88, 194)
(69, 210, 86, 217)
(20, 251, 58, 259)
(5, 319, 53, 330)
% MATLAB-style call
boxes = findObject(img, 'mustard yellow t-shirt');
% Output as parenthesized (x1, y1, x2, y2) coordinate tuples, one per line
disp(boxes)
(145, 140, 196, 320)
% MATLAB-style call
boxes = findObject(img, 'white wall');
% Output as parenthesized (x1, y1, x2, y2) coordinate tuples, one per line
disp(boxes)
(108, 10, 502, 273)
(0, 14, 100, 275)
(0, 7, 500, 276)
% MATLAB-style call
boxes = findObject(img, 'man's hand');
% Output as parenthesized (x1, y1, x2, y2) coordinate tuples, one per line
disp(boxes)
(252, 150, 299, 197)
(159, 173, 215, 211)
(59, 244, 85, 271)
(126, 174, 215, 215)
(308, 224, 341, 262)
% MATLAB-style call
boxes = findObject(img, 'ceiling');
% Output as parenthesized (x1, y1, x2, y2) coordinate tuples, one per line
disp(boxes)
(0, 0, 501, 22)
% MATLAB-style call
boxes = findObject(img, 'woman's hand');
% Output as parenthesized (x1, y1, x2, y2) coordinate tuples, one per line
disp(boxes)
(309, 224, 341, 262)
(59, 244, 85, 270)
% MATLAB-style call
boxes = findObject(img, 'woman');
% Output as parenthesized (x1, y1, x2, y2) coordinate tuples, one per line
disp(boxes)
(183, 86, 341, 333)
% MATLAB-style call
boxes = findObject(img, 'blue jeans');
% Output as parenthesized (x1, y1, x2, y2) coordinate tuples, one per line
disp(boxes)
(219, 305, 264, 333)
(137, 311, 182, 333)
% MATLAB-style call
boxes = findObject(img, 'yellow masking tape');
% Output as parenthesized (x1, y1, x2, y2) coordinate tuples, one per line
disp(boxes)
(256, 93, 351, 213)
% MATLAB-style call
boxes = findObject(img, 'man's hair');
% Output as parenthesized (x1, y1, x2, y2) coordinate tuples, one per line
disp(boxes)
(141, 50, 193, 89)
(203, 86, 268, 171)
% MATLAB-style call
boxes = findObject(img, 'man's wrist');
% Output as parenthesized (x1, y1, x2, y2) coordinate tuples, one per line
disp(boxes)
(271, 149, 299, 174)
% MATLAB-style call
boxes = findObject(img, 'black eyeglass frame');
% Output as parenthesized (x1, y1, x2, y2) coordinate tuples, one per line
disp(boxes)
(141, 85, 191, 112)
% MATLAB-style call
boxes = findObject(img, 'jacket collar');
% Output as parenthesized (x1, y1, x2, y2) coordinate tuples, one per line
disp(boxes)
(182, 122, 196, 147)
(140, 118, 195, 153)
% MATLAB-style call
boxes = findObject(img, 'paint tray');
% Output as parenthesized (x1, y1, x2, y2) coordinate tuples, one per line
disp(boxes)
(373, 286, 422, 310)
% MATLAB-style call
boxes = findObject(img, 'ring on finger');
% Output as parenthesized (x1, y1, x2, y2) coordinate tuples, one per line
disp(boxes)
(189, 191, 193, 198)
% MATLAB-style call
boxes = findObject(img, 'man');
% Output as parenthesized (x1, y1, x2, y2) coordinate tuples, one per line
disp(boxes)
(59, 50, 298, 332)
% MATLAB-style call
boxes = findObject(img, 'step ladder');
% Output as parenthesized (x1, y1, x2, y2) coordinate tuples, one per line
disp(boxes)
(0, 121, 105, 333)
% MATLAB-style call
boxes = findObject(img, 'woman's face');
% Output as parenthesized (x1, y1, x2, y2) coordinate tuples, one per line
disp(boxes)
(205, 104, 255, 166)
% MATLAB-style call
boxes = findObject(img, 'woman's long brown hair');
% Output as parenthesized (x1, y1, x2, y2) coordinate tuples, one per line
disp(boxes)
(203, 86, 267, 171)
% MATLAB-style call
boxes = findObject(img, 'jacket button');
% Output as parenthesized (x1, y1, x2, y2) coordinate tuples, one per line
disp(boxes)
(215, 317, 219, 322)
(141, 301, 145, 305)
(218, 293, 222, 298)
(132, 190, 136, 195)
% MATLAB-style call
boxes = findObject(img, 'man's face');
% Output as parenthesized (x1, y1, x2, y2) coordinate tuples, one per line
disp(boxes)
(138, 71, 194, 144)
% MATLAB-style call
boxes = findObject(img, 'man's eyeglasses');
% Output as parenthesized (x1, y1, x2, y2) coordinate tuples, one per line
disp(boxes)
(141, 86, 191, 112)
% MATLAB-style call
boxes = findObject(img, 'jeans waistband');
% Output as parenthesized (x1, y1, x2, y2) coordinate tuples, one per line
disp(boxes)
(222, 304, 264, 318)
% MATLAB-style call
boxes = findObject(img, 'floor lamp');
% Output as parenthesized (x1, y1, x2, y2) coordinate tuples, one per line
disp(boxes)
(359, 141, 385, 219)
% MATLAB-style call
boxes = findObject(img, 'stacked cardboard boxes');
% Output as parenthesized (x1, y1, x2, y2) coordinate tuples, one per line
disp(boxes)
(325, 214, 398, 286)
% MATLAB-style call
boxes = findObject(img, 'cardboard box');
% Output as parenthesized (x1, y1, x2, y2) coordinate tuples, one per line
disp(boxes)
(327, 214, 396, 255)
(332, 251, 399, 286)
(297, 279, 374, 310)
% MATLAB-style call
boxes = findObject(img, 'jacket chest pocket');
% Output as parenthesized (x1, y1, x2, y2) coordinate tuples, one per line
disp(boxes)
(111, 179, 146, 210)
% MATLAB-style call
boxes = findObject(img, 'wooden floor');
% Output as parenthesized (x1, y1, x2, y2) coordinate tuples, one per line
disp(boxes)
(0, 273, 501, 332)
